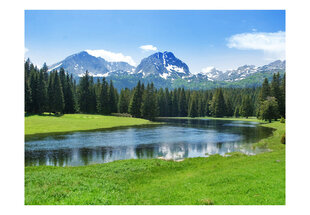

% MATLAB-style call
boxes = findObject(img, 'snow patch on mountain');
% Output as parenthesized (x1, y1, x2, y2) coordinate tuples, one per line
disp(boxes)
(48, 63, 62, 72)
(160, 73, 170, 79)
(166, 64, 185, 73)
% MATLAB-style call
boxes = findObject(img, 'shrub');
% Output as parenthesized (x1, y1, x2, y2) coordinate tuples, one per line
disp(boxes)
(200, 199, 214, 205)
(281, 133, 285, 144)
(280, 117, 285, 123)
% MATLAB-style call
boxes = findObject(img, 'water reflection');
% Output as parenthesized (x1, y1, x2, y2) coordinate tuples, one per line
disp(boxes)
(25, 119, 274, 166)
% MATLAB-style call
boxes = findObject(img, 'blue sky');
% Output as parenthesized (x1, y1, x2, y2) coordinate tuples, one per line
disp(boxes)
(25, 10, 285, 73)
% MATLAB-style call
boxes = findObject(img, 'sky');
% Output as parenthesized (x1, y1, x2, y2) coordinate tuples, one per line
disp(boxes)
(25, 10, 285, 73)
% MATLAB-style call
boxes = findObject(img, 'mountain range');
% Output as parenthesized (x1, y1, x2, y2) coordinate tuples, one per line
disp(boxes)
(48, 50, 285, 89)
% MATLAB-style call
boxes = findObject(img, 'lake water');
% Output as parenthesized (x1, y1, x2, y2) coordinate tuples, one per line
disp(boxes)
(25, 118, 274, 166)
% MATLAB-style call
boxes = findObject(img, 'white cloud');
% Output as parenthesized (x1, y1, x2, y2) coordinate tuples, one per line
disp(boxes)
(85, 49, 136, 66)
(227, 31, 285, 60)
(24, 47, 29, 54)
(139, 45, 157, 51)
(201, 66, 215, 74)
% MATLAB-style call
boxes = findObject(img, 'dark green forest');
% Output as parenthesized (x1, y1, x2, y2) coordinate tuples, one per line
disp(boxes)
(25, 59, 285, 122)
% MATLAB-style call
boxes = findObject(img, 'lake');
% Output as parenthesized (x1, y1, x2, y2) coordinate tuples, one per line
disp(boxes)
(25, 118, 274, 166)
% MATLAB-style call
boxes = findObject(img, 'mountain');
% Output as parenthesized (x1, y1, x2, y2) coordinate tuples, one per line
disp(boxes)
(135, 51, 190, 80)
(195, 60, 285, 82)
(48, 50, 285, 90)
(49, 51, 135, 77)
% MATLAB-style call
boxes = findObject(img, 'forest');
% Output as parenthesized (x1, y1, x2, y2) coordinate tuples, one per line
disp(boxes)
(24, 59, 285, 122)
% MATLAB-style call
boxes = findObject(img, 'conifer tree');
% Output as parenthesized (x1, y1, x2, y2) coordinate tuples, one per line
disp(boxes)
(29, 70, 39, 113)
(271, 73, 281, 101)
(53, 71, 65, 113)
(64, 73, 75, 113)
(118, 88, 131, 113)
(37, 70, 47, 113)
(157, 88, 166, 116)
(171, 89, 179, 117)
(178, 88, 187, 117)
(234, 106, 240, 118)
(225, 98, 234, 117)
(165, 88, 172, 117)
(88, 76, 97, 113)
(259, 96, 279, 123)
(129, 81, 143, 117)
(259, 78, 270, 102)
(141, 83, 159, 120)
(240, 95, 253, 118)
(210, 88, 226, 117)
(47, 72, 54, 114)
(25, 78, 32, 113)
(78, 71, 91, 113)
(108, 80, 118, 113)
(41, 62, 49, 82)
(98, 78, 109, 114)
(188, 92, 198, 118)
(279, 73, 286, 117)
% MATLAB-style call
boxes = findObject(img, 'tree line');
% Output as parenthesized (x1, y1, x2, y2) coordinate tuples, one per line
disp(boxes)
(25, 59, 285, 122)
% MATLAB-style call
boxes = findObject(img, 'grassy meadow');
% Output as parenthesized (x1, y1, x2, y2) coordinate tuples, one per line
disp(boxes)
(25, 114, 158, 138)
(25, 117, 285, 205)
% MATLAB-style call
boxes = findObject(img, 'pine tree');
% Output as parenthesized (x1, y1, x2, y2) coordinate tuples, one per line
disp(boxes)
(210, 88, 226, 117)
(78, 71, 91, 113)
(188, 92, 198, 118)
(53, 71, 65, 114)
(225, 98, 234, 117)
(171, 89, 179, 117)
(165, 88, 172, 117)
(29, 70, 39, 113)
(279, 73, 286, 118)
(108, 80, 117, 113)
(118, 88, 131, 113)
(98, 78, 109, 114)
(157, 88, 166, 116)
(234, 106, 240, 118)
(24, 58, 31, 82)
(25, 77, 32, 113)
(178, 88, 187, 117)
(88, 76, 97, 113)
(41, 62, 49, 82)
(64, 73, 75, 113)
(129, 81, 143, 118)
(197, 96, 206, 117)
(141, 83, 159, 120)
(37, 70, 47, 113)
(47, 72, 54, 114)
(259, 78, 270, 102)
(240, 95, 253, 118)
(259, 96, 279, 123)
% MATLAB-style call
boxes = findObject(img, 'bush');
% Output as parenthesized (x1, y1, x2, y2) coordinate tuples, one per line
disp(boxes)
(280, 117, 285, 123)
(200, 199, 214, 205)
(281, 133, 285, 144)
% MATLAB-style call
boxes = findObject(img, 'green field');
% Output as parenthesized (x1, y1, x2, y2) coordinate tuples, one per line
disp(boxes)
(25, 116, 285, 205)
(25, 114, 158, 138)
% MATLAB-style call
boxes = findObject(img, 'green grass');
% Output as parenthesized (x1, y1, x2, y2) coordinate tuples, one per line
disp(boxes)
(25, 114, 158, 138)
(25, 117, 285, 205)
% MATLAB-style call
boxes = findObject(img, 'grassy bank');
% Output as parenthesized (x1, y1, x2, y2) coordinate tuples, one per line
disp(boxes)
(25, 117, 285, 205)
(160, 116, 263, 122)
(25, 114, 158, 138)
